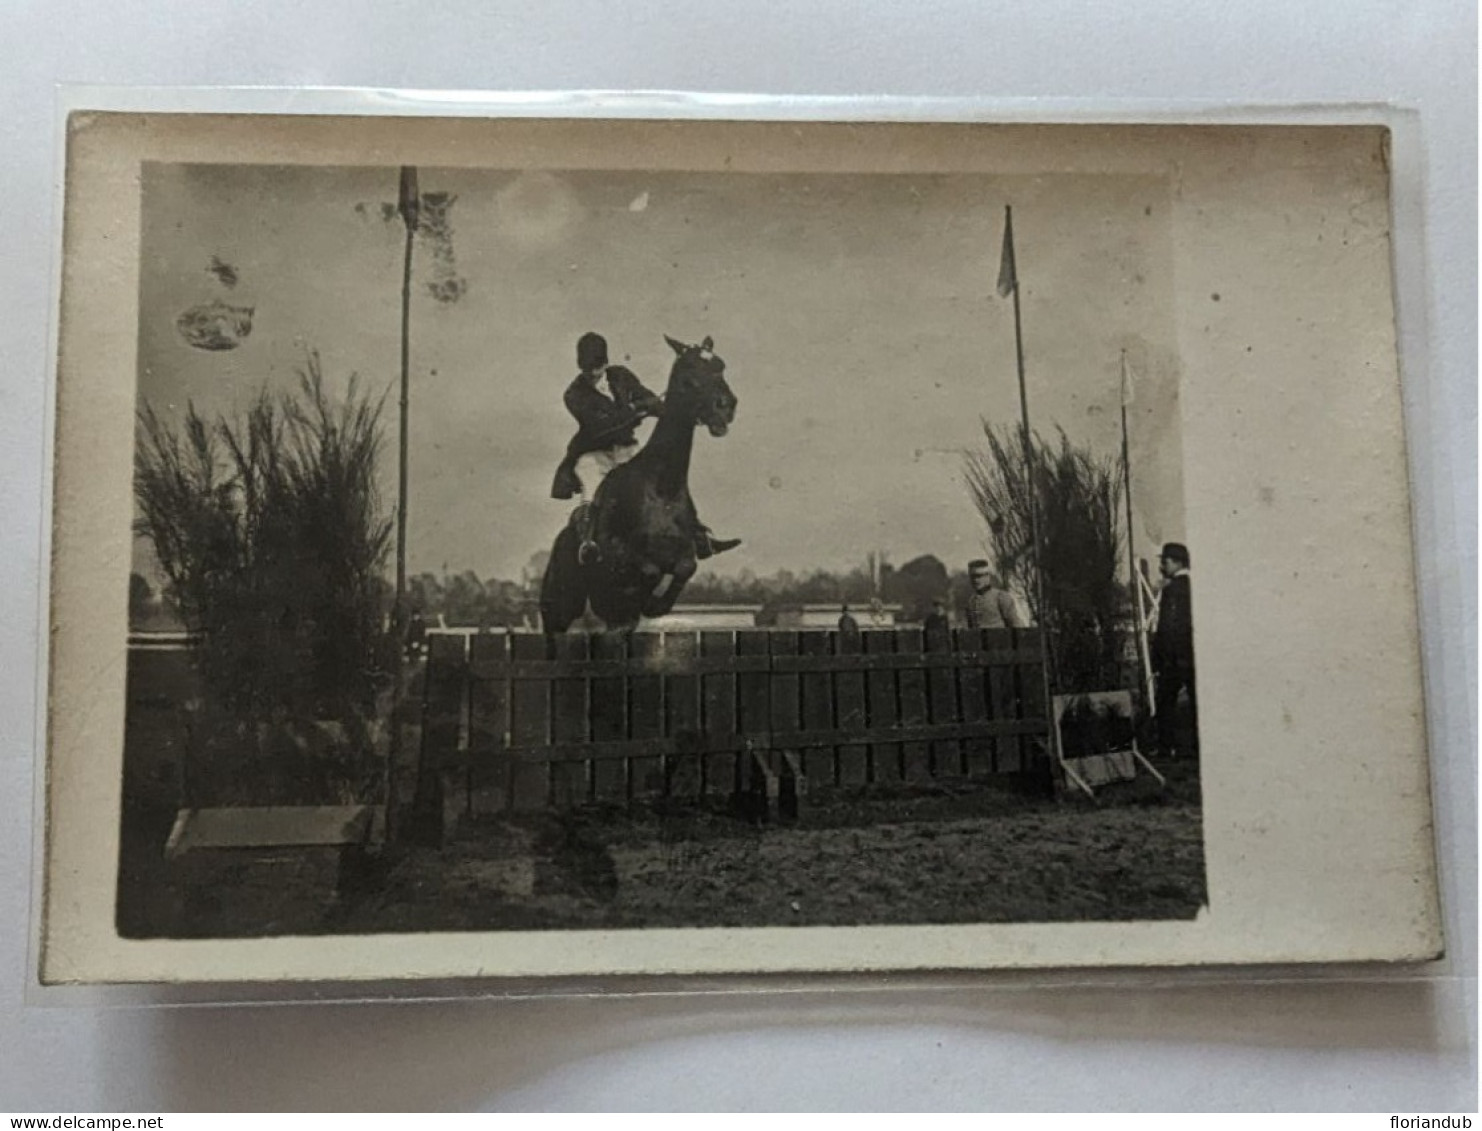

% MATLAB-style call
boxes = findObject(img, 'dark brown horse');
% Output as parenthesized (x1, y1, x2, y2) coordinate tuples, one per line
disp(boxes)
(540, 335, 738, 634)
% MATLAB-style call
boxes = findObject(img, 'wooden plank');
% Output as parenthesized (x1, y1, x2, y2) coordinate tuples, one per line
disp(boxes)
(799, 630, 836, 786)
(700, 631, 739, 795)
(663, 631, 703, 797)
(925, 617, 963, 777)
(774, 650, 1036, 671)
(509, 634, 551, 808)
(748, 748, 781, 823)
(778, 750, 806, 822)
(785, 719, 1044, 747)
(468, 651, 1029, 678)
(467, 633, 511, 814)
(165, 805, 374, 857)
(736, 629, 773, 793)
(629, 633, 665, 797)
(590, 632, 629, 801)
(478, 719, 1046, 764)
(896, 628, 932, 782)
(422, 634, 466, 770)
(550, 633, 590, 806)
(411, 631, 468, 847)
(418, 633, 467, 829)
(956, 628, 994, 776)
(1018, 628, 1051, 770)
(864, 630, 901, 782)
(470, 654, 767, 679)
(985, 628, 1023, 772)
(834, 627, 869, 785)
(768, 630, 801, 788)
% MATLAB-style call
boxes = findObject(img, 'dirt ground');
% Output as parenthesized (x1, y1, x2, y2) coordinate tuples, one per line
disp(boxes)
(123, 764, 1206, 938)
(118, 648, 1206, 937)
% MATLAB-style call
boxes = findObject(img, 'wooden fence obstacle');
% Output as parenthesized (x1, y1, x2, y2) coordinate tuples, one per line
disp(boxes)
(411, 626, 1053, 843)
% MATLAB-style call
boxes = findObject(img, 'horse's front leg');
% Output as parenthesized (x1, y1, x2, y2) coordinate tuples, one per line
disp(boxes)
(641, 555, 696, 619)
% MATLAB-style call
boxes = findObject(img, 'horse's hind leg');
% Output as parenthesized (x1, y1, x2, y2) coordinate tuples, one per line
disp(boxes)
(539, 527, 588, 635)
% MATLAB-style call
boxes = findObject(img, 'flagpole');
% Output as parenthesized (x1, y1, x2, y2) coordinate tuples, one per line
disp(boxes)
(1120, 350, 1155, 715)
(999, 205, 1058, 760)
(389, 166, 419, 839)
(396, 166, 418, 624)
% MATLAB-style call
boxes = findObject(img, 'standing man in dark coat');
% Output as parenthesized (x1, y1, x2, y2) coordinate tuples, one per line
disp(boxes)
(551, 332, 739, 564)
(923, 599, 950, 637)
(1151, 541, 1197, 757)
(837, 603, 860, 634)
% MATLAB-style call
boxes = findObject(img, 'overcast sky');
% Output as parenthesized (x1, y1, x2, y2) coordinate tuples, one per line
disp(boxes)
(135, 163, 1186, 584)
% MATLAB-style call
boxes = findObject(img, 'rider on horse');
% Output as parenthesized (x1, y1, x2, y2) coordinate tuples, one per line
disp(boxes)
(551, 331, 740, 565)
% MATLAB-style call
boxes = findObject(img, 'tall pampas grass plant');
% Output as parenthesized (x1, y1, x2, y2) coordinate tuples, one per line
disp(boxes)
(134, 351, 394, 802)
(964, 422, 1127, 694)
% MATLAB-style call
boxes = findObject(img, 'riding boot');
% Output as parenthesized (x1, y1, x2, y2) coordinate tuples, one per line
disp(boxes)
(551, 455, 583, 501)
(573, 502, 602, 565)
(693, 522, 741, 560)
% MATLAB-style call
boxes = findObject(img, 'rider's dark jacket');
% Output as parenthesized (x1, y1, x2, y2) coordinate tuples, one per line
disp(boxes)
(551, 365, 662, 500)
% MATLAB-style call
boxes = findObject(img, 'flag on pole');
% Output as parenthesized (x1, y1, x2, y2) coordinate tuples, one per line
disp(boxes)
(996, 206, 1018, 297)
(1121, 349, 1135, 407)
(398, 166, 420, 232)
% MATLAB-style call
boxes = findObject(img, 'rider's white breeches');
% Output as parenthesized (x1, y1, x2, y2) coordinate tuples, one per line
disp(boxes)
(575, 442, 639, 505)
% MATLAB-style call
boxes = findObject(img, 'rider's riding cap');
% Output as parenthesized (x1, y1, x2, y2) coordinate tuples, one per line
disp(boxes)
(577, 332, 609, 372)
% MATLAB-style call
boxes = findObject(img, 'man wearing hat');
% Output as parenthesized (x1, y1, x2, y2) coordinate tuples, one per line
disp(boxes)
(964, 560, 1026, 630)
(1151, 542, 1197, 757)
(551, 332, 738, 564)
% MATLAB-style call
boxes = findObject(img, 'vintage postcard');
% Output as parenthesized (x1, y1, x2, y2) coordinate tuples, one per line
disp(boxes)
(39, 111, 1442, 985)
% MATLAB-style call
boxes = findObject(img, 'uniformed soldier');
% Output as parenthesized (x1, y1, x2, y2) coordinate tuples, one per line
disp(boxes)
(551, 332, 739, 564)
(964, 560, 1026, 629)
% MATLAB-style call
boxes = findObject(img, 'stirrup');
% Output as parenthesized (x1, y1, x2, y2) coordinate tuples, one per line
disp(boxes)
(578, 539, 601, 565)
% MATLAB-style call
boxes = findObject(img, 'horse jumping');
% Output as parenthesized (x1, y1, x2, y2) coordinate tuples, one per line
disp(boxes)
(540, 335, 738, 634)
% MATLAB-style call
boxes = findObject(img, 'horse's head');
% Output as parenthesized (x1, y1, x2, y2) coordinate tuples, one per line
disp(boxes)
(663, 334, 737, 437)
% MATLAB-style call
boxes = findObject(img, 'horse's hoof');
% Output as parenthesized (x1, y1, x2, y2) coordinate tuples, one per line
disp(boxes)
(696, 536, 742, 560)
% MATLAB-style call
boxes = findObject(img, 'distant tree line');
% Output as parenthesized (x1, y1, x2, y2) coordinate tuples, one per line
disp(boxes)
(683, 554, 977, 626)
(398, 552, 981, 629)
(408, 570, 537, 630)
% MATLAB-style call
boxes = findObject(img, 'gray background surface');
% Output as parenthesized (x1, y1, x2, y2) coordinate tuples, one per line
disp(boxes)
(3, 0, 1475, 1111)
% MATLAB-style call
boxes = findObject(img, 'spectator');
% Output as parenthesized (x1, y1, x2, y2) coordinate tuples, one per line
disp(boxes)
(1151, 542, 1197, 757)
(965, 559, 1025, 629)
(837, 603, 860, 634)
(405, 609, 427, 660)
(924, 599, 950, 637)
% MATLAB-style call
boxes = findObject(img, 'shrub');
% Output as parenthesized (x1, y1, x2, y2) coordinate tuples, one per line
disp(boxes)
(133, 352, 395, 802)
(964, 423, 1127, 694)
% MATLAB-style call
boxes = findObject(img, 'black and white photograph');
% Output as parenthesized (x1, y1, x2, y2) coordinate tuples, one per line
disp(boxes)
(41, 114, 1440, 983)
(116, 153, 1208, 939)
(7, 0, 1470, 1112)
